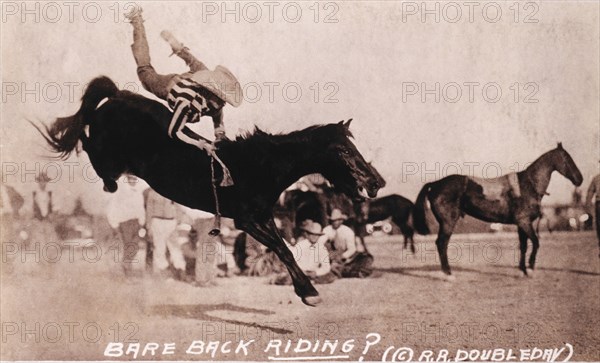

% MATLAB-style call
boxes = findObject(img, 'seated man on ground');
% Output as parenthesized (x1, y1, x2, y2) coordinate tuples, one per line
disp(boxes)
(271, 220, 336, 285)
(322, 209, 374, 278)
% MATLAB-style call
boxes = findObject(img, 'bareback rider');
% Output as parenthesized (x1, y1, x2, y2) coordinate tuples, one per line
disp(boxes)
(125, 6, 243, 155)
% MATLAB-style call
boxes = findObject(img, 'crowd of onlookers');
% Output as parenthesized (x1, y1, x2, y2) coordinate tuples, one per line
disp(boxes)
(1, 172, 375, 287)
(4, 171, 598, 285)
(105, 174, 237, 285)
(103, 173, 377, 286)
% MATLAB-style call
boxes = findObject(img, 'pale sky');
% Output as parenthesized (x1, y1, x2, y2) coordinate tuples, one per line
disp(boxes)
(1, 1, 598, 215)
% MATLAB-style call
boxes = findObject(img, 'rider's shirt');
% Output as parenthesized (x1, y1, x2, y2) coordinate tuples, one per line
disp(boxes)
(166, 78, 211, 139)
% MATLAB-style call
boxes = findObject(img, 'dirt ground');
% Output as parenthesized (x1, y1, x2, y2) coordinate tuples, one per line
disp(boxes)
(1, 231, 599, 361)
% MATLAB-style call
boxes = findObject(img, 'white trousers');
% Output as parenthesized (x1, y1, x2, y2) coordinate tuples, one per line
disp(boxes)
(149, 218, 178, 272)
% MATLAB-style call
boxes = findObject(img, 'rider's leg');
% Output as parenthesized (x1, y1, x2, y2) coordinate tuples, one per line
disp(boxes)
(160, 30, 209, 73)
(128, 13, 178, 100)
(177, 48, 209, 73)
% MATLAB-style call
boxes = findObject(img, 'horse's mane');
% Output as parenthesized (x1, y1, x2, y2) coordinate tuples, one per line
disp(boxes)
(113, 86, 355, 149)
(524, 144, 564, 172)
(230, 124, 354, 149)
(36, 75, 355, 160)
(109, 88, 354, 149)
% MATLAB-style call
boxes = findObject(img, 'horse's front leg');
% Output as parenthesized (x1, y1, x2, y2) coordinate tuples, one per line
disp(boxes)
(241, 219, 321, 306)
(524, 224, 540, 270)
(517, 227, 529, 276)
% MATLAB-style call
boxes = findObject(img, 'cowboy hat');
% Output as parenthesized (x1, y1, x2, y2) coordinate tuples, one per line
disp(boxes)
(328, 209, 348, 221)
(190, 66, 243, 107)
(300, 220, 324, 236)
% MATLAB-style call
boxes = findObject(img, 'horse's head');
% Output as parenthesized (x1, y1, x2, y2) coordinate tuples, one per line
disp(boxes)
(552, 143, 583, 186)
(315, 120, 382, 200)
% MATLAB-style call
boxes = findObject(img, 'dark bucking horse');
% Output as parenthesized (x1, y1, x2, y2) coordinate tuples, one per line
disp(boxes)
(36, 76, 383, 306)
(413, 144, 583, 277)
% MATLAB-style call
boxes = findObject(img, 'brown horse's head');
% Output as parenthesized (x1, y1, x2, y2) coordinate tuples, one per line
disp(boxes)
(552, 143, 583, 187)
(317, 120, 382, 200)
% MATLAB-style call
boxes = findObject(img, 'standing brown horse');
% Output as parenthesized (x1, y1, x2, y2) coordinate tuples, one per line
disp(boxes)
(35, 76, 383, 305)
(413, 144, 583, 276)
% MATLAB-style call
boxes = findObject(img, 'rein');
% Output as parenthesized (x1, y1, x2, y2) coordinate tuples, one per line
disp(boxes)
(208, 157, 221, 236)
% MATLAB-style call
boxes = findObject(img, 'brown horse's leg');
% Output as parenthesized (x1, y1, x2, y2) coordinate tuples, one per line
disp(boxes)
(432, 203, 460, 275)
(435, 226, 454, 275)
(398, 222, 415, 254)
(517, 227, 528, 275)
(241, 219, 321, 306)
(520, 223, 540, 270)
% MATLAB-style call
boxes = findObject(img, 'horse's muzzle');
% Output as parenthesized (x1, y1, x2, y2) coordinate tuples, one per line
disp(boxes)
(366, 180, 380, 198)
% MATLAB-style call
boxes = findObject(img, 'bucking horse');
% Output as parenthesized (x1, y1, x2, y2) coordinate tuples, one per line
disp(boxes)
(35, 76, 382, 306)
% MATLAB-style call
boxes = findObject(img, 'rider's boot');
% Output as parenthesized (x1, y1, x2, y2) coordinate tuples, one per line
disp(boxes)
(160, 30, 209, 72)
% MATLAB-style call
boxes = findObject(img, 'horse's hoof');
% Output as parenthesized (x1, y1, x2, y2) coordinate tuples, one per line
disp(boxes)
(439, 272, 455, 282)
(302, 295, 322, 306)
(526, 268, 535, 278)
(443, 274, 456, 282)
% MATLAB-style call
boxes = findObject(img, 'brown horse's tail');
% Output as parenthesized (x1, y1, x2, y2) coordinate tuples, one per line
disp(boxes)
(413, 182, 432, 235)
(32, 76, 119, 159)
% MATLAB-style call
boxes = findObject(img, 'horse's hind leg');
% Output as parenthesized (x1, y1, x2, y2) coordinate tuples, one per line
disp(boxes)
(517, 220, 539, 274)
(241, 219, 321, 306)
(392, 212, 415, 254)
(399, 224, 415, 254)
(436, 222, 458, 275)
(431, 202, 461, 275)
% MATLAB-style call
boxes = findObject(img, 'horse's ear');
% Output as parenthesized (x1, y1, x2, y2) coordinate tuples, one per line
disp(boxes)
(343, 119, 353, 129)
(557, 142, 563, 149)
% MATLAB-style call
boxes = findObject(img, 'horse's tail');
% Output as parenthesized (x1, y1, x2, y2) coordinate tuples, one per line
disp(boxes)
(33, 76, 118, 159)
(413, 182, 432, 235)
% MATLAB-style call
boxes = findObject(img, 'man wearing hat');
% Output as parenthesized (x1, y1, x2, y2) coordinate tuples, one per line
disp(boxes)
(29, 172, 59, 259)
(33, 172, 54, 221)
(125, 6, 243, 153)
(272, 219, 335, 285)
(586, 171, 600, 255)
(323, 209, 373, 278)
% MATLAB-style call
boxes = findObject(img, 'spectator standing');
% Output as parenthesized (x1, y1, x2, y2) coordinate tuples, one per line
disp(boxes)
(106, 175, 146, 277)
